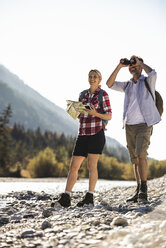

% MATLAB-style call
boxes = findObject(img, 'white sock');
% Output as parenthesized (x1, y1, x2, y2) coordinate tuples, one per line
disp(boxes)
(65, 191, 71, 196)
(88, 191, 94, 195)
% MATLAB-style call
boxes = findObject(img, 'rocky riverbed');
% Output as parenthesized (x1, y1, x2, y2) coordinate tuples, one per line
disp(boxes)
(0, 176, 166, 248)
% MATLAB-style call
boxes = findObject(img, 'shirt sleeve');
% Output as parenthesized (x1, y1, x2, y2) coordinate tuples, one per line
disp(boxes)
(102, 91, 112, 114)
(111, 81, 129, 92)
(147, 70, 157, 86)
(146, 69, 157, 98)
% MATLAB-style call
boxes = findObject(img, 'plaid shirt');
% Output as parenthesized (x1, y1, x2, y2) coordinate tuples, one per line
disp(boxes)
(78, 87, 112, 135)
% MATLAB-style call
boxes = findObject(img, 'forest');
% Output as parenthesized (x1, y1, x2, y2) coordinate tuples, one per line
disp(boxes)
(0, 105, 166, 180)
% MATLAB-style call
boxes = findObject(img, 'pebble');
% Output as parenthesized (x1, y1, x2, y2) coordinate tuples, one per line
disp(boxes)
(111, 216, 128, 226)
(0, 175, 166, 248)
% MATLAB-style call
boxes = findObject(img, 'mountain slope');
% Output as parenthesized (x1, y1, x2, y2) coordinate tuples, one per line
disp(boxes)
(0, 65, 78, 136)
(0, 64, 129, 162)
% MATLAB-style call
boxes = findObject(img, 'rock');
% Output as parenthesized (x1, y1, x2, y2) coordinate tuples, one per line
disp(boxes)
(42, 208, 53, 217)
(112, 217, 128, 226)
(21, 229, 35, 238)
(100, 200, 109, 206)
(23, 212, 36, 218)
(10, 215, 22, 221)
(159, 220, 166, 232)
(41, 220, 52, 230)
(0, 215, 10, 224)
(0, 175, 166, 248)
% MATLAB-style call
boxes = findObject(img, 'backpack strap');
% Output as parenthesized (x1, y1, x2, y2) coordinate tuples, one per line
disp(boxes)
(98, 89, 108, 128)
(80, 90, 87, 102)
(80, 89, 104, 111)
(80, 89, 108, 129)
(98, 89, 104, 113)
(144, 77, 154, 101)
(124, 81, 130, 91)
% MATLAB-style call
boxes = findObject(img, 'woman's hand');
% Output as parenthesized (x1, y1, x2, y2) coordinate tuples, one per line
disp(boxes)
(85, 104, 97, 116)
(85, 104, 112, 120)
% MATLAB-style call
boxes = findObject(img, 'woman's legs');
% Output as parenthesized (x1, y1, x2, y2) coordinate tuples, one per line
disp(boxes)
(65, 156, 85, 192)
(87, 153, 100, 192)
(76, 153, 100, 207)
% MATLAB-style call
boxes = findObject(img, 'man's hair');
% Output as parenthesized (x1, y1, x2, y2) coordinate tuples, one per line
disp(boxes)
(130, 55, 144, 63)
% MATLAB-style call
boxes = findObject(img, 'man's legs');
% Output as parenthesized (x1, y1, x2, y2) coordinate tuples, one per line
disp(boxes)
(127, 163, 140, 202)
(138, 155, 148, 181)
(133, 163, 140, 184)
(137, 154, 148, 200)
(126, 125, 140, 202)
(126, 124, 152, 202)
(128, 157, 148, 202)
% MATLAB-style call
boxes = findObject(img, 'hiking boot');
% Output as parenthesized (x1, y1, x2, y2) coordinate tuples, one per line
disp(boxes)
(51, 193, 71, 208)
(77, 192, 94, 207)
(126, 184, 140, 203)
(138, 182, 148, 202)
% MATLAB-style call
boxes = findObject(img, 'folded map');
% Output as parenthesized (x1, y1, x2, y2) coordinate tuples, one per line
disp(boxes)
(66, 100, 88, 119)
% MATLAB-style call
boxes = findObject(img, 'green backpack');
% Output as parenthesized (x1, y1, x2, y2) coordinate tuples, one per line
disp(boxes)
(80, 89, 108, 128)
(145, 78, 163, 116)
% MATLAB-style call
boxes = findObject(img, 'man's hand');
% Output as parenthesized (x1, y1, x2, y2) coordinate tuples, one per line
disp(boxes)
(119, 58, 130, 68)
(130, 55, 143, 66)
(130, 55, 152, 74)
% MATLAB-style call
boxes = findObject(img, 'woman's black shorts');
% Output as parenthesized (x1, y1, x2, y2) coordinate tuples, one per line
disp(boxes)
(73, 129, 105, 157)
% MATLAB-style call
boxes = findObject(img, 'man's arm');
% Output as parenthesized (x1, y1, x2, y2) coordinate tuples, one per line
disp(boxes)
(135, 57, 153, 74)
(106, 60, 128, 88)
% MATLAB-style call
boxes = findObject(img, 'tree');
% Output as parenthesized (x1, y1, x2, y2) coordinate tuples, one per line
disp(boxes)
(0, 104, 12, 175)
(27, 147, 58, 177)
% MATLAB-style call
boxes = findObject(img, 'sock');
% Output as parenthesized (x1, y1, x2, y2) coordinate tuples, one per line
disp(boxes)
(136, 183, 140, 192)
(88, 191, 94, 195)
(140, 181, 147, 192)
(141, 180, 147, 185)
(65, 191, 71, 196)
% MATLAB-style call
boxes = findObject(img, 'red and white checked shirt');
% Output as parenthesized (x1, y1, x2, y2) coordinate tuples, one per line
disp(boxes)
(78, 87, 112, 135)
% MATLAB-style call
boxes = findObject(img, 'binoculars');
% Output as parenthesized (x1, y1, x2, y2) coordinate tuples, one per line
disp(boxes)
(121, 58, 136, 66)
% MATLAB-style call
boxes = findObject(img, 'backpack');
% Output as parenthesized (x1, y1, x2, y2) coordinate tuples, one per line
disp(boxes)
(144, 78, 163, 116)
(80, 89, 108, 128)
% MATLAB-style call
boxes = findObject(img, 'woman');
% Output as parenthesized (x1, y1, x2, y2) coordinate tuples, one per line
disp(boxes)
(52, 69, 112, 207)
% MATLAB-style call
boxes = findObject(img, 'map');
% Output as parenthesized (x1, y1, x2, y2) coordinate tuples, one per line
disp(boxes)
(66, 100, 88, 119)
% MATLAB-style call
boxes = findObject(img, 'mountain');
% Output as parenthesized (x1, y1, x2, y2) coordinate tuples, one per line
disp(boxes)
(0, 64, 129, 162)
(0, 64, 78, 136)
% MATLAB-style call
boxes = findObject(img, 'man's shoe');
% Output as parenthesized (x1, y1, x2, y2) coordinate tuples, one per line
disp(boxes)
(51, 193, 71, 208)
(138, 182, 148, 202)
(126, 184, 140, 203)
(77, 192, 94, 207)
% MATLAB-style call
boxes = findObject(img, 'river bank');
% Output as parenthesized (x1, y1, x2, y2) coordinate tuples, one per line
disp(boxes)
(0, 177, 136, 194)
(0, 175, 166, 248)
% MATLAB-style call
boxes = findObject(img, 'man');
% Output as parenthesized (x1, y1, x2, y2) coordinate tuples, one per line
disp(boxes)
(106, 55, 161, 202)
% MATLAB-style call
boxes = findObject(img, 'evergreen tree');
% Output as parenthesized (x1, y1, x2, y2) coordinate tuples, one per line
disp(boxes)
(0, 104, 12, 175)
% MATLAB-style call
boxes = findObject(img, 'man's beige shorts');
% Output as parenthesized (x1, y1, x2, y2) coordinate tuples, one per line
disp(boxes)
(126, 123, 153, 164)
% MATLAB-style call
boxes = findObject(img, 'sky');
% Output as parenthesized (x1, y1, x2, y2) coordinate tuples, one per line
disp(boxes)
(0, 0, 166, 161)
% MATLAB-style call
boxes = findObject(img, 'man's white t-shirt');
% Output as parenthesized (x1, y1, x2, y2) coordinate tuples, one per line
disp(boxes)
(126, 82, 145, 125)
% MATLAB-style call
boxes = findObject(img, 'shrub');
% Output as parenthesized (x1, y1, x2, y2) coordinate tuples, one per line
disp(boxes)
(27, 147, 57, 177)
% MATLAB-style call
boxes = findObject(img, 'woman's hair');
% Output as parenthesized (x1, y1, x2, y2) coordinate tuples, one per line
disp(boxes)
(88, 69, 102, 81)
